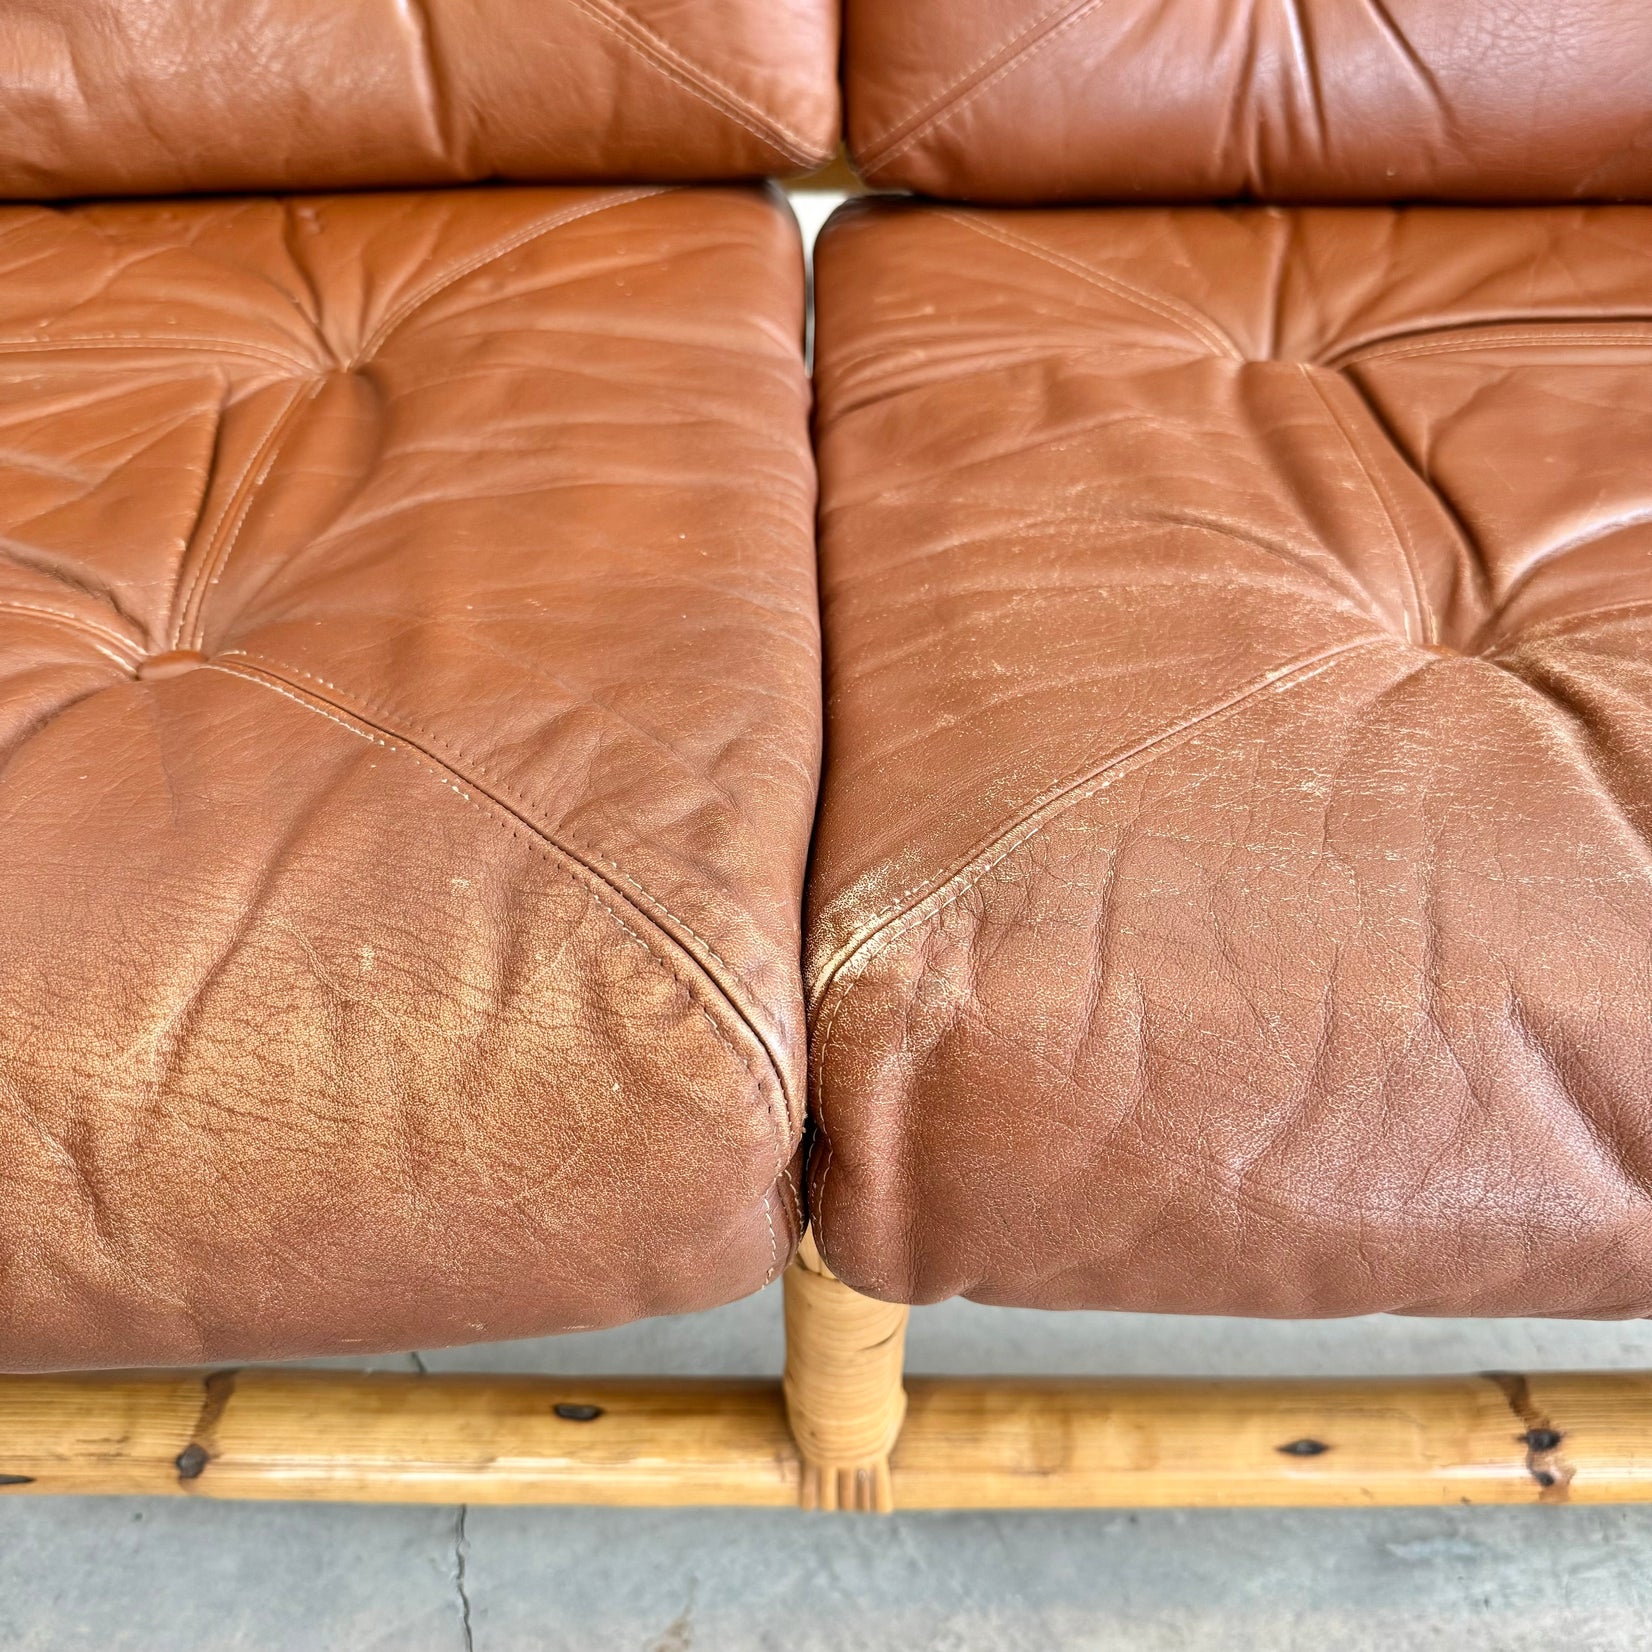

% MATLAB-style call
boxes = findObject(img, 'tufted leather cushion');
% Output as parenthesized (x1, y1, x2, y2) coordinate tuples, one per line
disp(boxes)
(810, 200, 1652, 1316)
(0, 186, 819, 1370)
(0, 0, 840, 199)
(844, 0, 1652, 203)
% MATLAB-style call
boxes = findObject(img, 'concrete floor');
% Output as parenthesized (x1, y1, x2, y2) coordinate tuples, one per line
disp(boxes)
(4, 1296, 1652, 1651)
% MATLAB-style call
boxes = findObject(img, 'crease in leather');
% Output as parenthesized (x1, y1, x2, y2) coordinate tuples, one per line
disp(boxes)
(398, 0, 463, 169)
(210, 655, 799, 1163)
(1487, 651, 1652, 887)
(0, 192, 679, 380)
(172, 381, 323, 650)
(1355, 0, 1451, 117)
(348, 186, 670, 365)
(1501, 599, 1652, 652)
(222, 647, 800, 1129)
(1495, 514, 1652, 628)
(1334, 365, 1493, 598)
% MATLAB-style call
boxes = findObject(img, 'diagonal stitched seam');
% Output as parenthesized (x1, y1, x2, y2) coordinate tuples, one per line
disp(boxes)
(351, 188, 670, 365)
(807, 635, 1380, 1012)
(172, 379, 323, 650)
(858, 0, 1105, 170)
(807, 636, 1390, 1259)
(810, 636, 1384, 1019)
(208, 659, 795, 1189)
(935, 212, 1244, 360)
(0, 599, 140, 665)
(220, 649, 797, 1123)
(562, 0, 822, 163)
(1301, 365, 1435, 646)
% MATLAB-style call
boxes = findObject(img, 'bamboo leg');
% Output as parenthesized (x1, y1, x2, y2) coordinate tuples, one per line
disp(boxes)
(782, 1232, 911, 1512)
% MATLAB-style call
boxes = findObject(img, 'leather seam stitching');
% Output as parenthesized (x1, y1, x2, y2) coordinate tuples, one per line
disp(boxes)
(1338, 329, 1652, 370)
(0, 599, 140, 664)
(220, 648, 795, 1123)
(1494, 598, 1652, 651)
(562, 0, 823, 164)
(934, 211, 1244, 360)
(858, 0, 1106, 173)
(0, 337, 318, 373)
(207, 660, 795, 1256)
(805, 617, 1369, 1015)
(807, 637, 1387, 1255)
(172, 379, 322, 650)
(351, 188, 670, 364)
(1301, 365, 1435, 646)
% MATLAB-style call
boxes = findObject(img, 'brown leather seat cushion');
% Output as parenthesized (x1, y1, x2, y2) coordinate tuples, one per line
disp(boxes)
(810, 200, 1652, 1317)
(845, 0, 1652, 203)
(0, 0, 840, 197)
(0, 186, 818, 1370)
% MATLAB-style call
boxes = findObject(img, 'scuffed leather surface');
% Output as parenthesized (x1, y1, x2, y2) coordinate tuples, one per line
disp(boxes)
(845, 0, 1652, 202)
(0, 0, 839, 198)
(0, 185, 818, 1370)
(810, 199, 1652, 1316)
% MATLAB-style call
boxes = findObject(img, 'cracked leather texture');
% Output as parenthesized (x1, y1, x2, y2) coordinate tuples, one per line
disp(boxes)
(845, 0, 1652, 202)
(0, 0, 840, 198)
(0, 185, 818, 1370)
(810, 199, 1652, 1316)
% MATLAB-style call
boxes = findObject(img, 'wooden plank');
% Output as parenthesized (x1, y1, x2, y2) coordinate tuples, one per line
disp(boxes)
(2, 1369, 1649, 1508)
(891, 1374, 1652, 1508)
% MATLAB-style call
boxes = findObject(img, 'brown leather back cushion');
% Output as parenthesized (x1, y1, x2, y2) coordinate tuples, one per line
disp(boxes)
(0, 0, 839, 198)
(846, 0, 1652, 203)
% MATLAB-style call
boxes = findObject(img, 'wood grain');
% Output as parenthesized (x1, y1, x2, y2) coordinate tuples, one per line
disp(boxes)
(2, 1368, 1648, 1508)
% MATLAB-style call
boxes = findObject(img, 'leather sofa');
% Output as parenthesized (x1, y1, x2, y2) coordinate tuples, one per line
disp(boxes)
(2, 0, 1651, 1515)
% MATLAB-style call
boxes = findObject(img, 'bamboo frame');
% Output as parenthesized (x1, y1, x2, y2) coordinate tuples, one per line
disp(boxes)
(0, 1371, 799, 1506)
(4, 1363, 1651, 1510)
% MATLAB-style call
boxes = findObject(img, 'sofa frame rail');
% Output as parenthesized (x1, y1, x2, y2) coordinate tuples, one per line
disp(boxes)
(3, 1252, 1650, 1511)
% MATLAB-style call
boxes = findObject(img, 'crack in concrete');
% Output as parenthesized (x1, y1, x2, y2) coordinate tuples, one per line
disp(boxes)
(452, 1506, 474, 1652)
(649, 1579, 697, 1652)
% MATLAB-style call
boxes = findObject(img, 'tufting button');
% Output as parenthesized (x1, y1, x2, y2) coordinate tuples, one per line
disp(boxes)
(135, 649, 208, 681)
